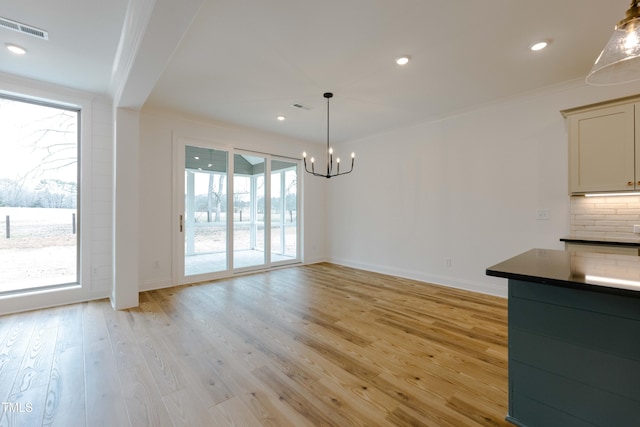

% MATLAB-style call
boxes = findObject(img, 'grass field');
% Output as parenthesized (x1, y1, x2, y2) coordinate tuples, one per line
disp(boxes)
(0, 207, 77, 292)
(0, 207, 298, 293)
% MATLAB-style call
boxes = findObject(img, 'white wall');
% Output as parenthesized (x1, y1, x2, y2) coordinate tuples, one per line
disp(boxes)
(89, 98, 114, 299)
(327, 79, 640, 297)
(138, 108, 327, 290)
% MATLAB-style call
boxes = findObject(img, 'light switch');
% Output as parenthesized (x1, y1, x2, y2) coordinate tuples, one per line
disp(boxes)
(536, 209, 550, 220)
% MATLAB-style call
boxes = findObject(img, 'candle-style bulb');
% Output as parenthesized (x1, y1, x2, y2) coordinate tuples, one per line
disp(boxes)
(351, 152, 355, 158)
(329, 147, 333, 155)
(303, 152, 307, 158)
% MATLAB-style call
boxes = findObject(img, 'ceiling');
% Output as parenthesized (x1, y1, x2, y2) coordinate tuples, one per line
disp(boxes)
(0, 0, 632, 144)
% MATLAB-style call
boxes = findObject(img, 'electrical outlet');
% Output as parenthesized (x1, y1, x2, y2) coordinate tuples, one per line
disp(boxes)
(634, 225, 640, 234)
(445, 258, 452, 268)
(153, 260, 160, 269)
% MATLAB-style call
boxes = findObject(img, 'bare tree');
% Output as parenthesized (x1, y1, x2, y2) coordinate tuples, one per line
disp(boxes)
(286, 175, 297, 222)
(207, 173, 226, 222)
(21, 109, 77, 179)
(0, 98, 78, 208)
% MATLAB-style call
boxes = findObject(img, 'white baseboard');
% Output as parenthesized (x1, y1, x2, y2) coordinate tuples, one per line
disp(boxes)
(302, 256, 329, 265)
(135, 257, 508, 300)
(139, 277, 174, 292)
(327, 256, 507, 298)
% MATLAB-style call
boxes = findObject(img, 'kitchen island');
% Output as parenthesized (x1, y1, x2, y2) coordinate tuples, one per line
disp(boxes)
(486, 249, 640, 427)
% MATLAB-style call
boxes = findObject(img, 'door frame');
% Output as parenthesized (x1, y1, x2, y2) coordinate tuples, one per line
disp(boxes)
(172, 135, 233, 285)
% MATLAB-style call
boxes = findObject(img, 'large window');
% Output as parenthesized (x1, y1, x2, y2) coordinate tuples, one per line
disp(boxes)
(0, 96, 79, 294)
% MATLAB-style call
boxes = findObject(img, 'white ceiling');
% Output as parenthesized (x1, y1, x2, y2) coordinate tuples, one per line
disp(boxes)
(0, 0, 632, 144)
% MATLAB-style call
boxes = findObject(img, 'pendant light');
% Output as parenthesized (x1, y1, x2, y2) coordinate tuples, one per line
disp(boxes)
(586, 0, 640, 85)
(302, 92, 355, 178)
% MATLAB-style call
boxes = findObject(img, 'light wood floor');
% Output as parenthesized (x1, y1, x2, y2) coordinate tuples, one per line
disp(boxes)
(0, 263, 510, 426)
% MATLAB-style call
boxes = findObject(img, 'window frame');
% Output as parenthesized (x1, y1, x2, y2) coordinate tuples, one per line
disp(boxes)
(0, 81, 96, 314)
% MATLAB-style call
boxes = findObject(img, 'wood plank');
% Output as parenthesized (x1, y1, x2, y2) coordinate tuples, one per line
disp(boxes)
(252, 364, 352, 426)
(0, 263, 510, 426)
(54, 304, 83, 352)
(136, 332, 183, 397)
(10, 324, 58, 395)
(103, 308, 145, 372)
(84, 341, 130, 427)
(0, 314, 36, 406)
(208, 396, 263, 427)
(43, 345, 86, 427)
(162, 388, 218, 427)
(81, 300, 110, 346)
(118, 364, 174, 427)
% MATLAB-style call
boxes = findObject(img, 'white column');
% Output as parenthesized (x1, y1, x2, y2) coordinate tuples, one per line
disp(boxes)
(112, 107, 139, 310)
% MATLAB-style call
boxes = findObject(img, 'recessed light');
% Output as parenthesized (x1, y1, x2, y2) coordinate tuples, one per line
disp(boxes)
(5, 43, 26, 55)
(395, 55, 410, 65)
(276, 115, 286, 121)
(530, 40, 550, 51)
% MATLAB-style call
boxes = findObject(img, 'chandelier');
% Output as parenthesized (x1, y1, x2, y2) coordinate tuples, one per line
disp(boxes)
(303, 92, 355, 178)
(586, 0, 640, 85)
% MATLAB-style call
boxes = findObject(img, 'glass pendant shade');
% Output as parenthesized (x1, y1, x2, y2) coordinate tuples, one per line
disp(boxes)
(586, 2, 640, 85)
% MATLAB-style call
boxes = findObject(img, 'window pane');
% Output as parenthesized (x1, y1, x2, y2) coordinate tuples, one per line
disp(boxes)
(0, 97, 79, 293)
(233, 154, 265, 269)
(271, 161, 297, 262)
(184, 146, 228, 276)
(284, 168, 297, 257)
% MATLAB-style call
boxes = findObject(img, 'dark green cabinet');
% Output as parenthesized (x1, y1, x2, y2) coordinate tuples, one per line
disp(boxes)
(507, 279, 640, 426)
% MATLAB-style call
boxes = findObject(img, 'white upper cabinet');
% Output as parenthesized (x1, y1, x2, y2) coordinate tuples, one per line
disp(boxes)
(563, 97, 639, 194)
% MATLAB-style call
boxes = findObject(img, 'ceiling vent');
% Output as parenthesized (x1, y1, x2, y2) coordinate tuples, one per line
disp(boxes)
(292, 103, 311, 110)
(0, 17, 48, 40)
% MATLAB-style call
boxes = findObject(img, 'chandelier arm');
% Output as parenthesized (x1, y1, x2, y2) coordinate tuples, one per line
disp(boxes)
(305, 158, 354, 179)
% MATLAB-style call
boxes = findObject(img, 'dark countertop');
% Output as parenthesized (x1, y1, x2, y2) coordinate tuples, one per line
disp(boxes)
(560, 235, 640, 247)
(486, 248, 640, 296)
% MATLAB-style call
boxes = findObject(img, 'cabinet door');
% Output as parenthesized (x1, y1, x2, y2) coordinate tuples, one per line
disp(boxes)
(568, 103, 635, 193)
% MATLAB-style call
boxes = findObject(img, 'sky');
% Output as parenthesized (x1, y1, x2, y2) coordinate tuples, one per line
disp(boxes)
(0, 97, 78, 187)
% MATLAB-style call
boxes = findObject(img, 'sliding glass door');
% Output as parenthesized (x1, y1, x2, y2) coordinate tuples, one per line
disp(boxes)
(183, 145, 229, 276)
(175, 138, 299, 284)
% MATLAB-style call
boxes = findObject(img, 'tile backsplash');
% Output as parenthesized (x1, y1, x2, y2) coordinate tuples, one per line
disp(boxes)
(571, 195, 640, 240)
